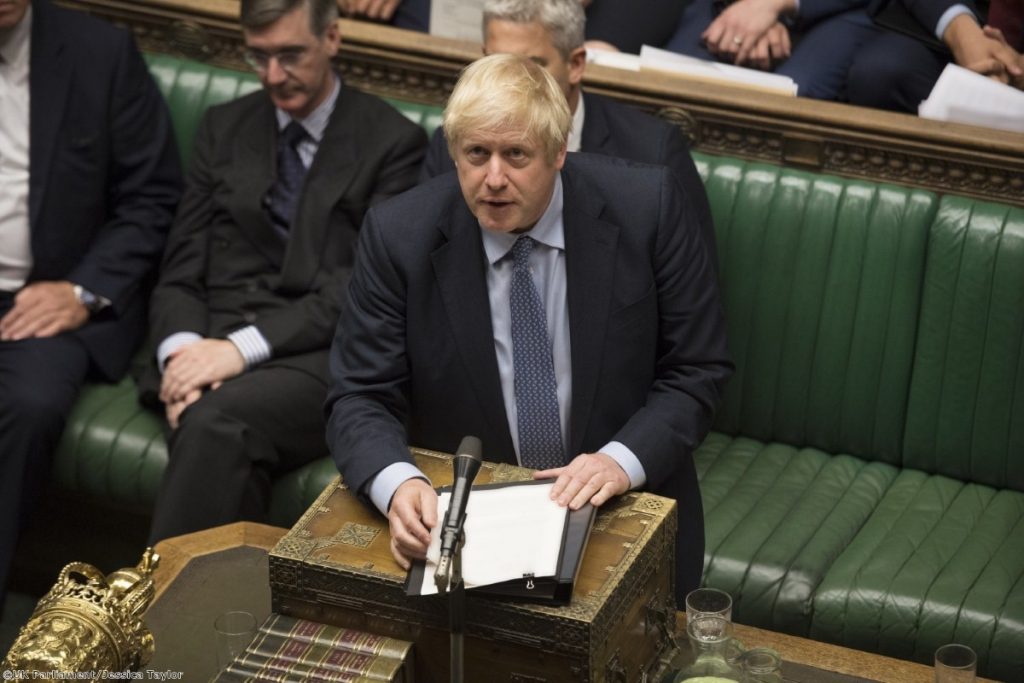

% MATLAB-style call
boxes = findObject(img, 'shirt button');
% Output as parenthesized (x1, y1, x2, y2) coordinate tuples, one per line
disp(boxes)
(243, 312, 257, 323)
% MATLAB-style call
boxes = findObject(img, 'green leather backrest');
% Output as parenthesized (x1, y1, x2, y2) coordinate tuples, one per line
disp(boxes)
(902, 198, 1024, 491)
(144, 53, 443, 169)
(694, 154, 938, 464)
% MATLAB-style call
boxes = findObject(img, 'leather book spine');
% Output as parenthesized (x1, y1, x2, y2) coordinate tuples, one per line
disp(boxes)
(243, 633, 405, 682)
(229, 655, 382, 682)
(261, 613, 412, 661)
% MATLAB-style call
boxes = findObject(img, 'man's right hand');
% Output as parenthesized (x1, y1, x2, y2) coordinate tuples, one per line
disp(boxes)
(945, 14, 1023, 84)
(387, 478, 438, 570)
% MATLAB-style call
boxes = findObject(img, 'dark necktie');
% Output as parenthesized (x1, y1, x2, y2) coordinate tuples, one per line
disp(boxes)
(509, 236, 564, 470)
(266, 121, 309, 234)
(987, 0, 1024, 51)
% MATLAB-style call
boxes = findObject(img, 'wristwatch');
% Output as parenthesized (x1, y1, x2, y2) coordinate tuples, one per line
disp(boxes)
(72, 284, 107, 315)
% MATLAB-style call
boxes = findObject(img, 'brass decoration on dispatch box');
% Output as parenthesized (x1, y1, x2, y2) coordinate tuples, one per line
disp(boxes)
(2, 549, 160, 672)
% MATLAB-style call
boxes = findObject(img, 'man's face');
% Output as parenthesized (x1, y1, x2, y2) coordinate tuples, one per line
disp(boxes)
(484, 19, 585, 109)
(455, 126, 566, 235)
(243, 3, 340, 119)
(0, 0, 30, 30)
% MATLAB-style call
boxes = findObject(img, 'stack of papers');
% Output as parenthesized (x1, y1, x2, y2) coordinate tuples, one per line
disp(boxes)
(919, 63, 1024, 133)
(588, 44, 798, 97)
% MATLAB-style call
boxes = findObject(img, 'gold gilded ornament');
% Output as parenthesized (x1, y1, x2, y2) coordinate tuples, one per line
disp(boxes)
(2, 548, 160, 672)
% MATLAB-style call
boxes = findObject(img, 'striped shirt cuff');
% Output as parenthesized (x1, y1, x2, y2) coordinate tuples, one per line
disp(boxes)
(157, 332, 202, 372)
(227, 325, 272, 369)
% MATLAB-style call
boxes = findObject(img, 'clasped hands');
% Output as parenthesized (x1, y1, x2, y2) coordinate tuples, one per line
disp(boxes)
(946, 16, 1024, 89)
(160, 339, 245, 428)
(702, 0, 795, 70)
(386, 451, 630, 570)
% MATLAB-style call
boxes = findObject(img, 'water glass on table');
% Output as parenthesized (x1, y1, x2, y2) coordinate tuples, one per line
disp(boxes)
(685, 587, 733, 624)
(935, 644, 976, 683)
(214, 610, 257, 670)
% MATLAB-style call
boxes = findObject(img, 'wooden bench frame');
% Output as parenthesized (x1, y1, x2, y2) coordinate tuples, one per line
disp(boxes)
(62, 0, 1024, 208)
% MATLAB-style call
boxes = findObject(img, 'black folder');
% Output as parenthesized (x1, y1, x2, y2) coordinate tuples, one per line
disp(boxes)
(405, 479, 596, 606)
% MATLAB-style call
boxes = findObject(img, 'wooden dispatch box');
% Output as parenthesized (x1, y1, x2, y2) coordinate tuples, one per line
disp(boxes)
(269, 448, 678, 682)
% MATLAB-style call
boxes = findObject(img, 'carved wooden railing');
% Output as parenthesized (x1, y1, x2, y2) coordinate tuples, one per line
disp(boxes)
(61, 0, 1024, 207)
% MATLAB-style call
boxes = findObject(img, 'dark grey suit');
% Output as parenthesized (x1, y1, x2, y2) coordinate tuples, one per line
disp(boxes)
(421, 91, 718, 271)
(145, 83, 426, 542)
(327, 154, 733, 602)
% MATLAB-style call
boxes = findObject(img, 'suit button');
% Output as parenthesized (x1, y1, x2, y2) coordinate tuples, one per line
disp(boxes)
(246, 283, 258, 293)
(243, 312, 257, 323)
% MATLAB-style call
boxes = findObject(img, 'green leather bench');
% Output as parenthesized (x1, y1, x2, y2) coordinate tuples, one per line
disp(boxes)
(52, 54, 1022, 679)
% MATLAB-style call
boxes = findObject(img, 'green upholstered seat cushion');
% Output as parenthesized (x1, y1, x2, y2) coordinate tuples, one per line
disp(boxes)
(902, 198, 1024, 492)
(693, 155, 937, 466)
(810, 472, 1024, 681)
(696, 432, 897, 636)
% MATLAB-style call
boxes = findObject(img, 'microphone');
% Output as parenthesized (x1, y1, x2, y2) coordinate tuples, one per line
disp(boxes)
(434, 436, 483, 591)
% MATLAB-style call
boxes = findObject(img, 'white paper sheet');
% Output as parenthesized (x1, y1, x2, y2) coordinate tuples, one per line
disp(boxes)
(638, 44, 798, 96)
(429, 0, 484, 41)
(919, 63, 1024, 134)
(416, 482, 568, 596)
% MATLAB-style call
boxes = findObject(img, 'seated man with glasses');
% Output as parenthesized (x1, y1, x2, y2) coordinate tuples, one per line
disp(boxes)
(140, 0, 427, 542)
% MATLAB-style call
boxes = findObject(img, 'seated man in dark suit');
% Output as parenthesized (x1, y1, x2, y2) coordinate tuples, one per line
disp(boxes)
(848, 0, 1023, 112)
(420, 0, 718, 269)
(143, 0, 427, 543)
(0, 0, 181, 607)
(326, 53, 733, 604)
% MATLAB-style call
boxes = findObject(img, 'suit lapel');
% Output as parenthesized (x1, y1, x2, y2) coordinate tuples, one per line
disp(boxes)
(563, 167, 618, 457)
(28, 1, 71, 228)
(431, 203, 516, 461)
(221, 99, 283, 269)
(281, 82, 358, 289)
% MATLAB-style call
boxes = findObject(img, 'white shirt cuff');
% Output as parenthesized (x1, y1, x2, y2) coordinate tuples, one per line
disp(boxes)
(368, 462, 432, 515)
(227, 325, 272, 369)
(156, 332, 202, 372)
(600, 440, 647, 490)
(936, 4, 975, 41)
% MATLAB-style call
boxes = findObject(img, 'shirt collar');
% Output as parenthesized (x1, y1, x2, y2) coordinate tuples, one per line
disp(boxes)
(568, 94, 584, 153)
(0, 5, 32, 69)
(482, 174, 565, 265)
(274, 72, 340, 140)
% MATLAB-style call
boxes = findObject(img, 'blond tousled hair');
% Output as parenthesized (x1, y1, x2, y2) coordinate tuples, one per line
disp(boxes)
(443, 54, 572, 164)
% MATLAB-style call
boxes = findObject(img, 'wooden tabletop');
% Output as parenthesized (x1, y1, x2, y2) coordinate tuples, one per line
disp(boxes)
(152, 522, 997, 683)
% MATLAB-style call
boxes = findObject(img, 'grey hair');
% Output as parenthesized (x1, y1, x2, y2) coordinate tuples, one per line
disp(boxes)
(240, 0, 339, 36)
(482, 0, 586, 60)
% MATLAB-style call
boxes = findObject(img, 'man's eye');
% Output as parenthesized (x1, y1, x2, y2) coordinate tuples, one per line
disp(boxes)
(466, 147, 487, 160)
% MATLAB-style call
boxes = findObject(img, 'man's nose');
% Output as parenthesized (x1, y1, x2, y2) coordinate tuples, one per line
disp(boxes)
(484, 157, 508, 189)
(264, 56, 288, 84)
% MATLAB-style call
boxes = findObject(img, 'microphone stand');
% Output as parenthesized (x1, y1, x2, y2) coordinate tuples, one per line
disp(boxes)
(433, 436, 482, 683)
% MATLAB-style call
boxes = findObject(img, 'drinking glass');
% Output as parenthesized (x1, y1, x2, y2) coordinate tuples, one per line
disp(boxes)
(214, 610, 257, 670)
(685, 587, 733, 623)
(934, 643, 976, 683)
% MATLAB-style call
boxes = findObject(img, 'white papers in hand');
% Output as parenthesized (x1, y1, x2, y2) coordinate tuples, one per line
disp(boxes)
(919, 63, 1024, 134)
(416, 482, 567, 596)
(638, 45, 798, 96)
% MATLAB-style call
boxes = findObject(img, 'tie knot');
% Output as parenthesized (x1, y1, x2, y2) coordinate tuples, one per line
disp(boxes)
(280, 121, 308, 149)
(511, 236, 535, 265)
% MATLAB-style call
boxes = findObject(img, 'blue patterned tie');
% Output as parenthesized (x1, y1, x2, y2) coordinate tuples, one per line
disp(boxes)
(266, 121, 308, 234)
(509, 236, 564, 470)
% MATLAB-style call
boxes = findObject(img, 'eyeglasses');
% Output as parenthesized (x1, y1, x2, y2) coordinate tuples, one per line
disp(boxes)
(243, 47, 309, 73)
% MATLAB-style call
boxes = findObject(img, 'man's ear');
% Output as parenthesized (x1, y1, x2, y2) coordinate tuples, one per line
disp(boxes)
(567, 46, 587, 86)
(324, 19, 342, 57)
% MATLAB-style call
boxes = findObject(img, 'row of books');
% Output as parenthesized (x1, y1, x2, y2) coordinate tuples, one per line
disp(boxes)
(214, 613, 414, 683)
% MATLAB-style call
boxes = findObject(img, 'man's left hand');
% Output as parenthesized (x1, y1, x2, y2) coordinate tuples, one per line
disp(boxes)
(0, 281, 89, 341)
(534, 452, 630, 510)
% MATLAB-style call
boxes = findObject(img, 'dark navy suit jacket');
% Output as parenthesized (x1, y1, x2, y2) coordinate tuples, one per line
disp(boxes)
(421, 91, 718, 271)
(26, 0, 181, 380)
(327, 153, 733, 602)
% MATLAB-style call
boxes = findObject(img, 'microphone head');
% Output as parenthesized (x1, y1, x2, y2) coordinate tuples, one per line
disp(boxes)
(455, 435, 482, 462)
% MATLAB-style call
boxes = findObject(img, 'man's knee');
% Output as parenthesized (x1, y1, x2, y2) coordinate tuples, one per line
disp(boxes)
(0, 382, 75, 436)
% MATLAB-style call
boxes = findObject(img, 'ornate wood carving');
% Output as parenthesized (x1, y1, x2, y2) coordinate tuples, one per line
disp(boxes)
(59, 0, 1024, 208)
